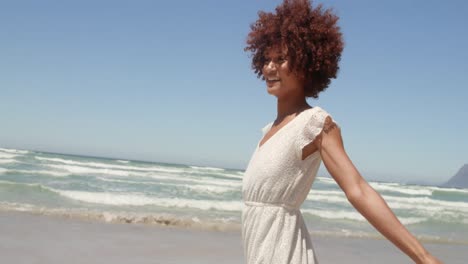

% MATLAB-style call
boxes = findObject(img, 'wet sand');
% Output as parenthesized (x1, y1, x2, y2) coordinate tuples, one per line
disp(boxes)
(0, 211, 465, 264)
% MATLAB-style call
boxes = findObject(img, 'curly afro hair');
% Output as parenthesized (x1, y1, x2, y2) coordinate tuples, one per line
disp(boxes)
(245, 0, 344, 98)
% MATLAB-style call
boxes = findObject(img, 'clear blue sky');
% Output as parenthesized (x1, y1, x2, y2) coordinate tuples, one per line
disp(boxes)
(1, 0, 467, 184)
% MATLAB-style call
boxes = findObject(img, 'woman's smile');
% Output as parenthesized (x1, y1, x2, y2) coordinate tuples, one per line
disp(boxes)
(266, 77, 281, 87)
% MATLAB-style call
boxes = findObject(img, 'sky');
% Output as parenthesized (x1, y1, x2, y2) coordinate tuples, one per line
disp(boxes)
(1, 0, 467, 184)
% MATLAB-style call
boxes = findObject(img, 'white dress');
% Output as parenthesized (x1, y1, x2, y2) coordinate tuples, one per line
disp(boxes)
(241, 106, 338, 264)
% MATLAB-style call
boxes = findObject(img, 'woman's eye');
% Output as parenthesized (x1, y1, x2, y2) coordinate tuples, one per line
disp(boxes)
(276, 57, 285, 63)
(263, 58, 273, 65)
(262, 56, 286, 65)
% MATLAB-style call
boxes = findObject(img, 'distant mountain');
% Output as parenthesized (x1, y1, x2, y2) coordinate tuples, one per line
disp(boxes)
(442, 164, 468, 189)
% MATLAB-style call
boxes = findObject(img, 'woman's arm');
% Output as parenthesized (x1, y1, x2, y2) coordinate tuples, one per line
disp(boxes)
(315, 116, 442, 264)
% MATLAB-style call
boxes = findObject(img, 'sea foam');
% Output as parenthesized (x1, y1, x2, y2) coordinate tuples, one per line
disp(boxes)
(370, 182, 433, 196)
(0, 153, 19, 159)
(52, 189, 243, 211)
(0, 147, 29, 154)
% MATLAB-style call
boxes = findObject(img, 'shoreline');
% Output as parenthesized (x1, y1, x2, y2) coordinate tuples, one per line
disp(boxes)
(1, 204, 465, 246)
(1, 211, 466, 264)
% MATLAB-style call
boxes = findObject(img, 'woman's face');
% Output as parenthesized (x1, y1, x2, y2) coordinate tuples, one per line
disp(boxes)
(261, 46, 304, 98)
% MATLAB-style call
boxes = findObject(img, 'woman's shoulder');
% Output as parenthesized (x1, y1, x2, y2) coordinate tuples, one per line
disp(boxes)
(296, 105, 339, 153)
(300, 106, 339, 135)
(308, 106, 336, 122)
(309, 105, 329, 115)
(299, 106, 332, 124)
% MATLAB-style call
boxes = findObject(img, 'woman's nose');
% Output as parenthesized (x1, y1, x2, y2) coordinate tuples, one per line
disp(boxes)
(264, 60, 277, 72)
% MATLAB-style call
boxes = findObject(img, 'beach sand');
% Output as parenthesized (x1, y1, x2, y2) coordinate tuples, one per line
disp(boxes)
(0, 211, 465, 264)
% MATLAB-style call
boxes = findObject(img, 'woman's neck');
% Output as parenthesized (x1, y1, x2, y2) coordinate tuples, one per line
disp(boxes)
(275, 96, 310, 120)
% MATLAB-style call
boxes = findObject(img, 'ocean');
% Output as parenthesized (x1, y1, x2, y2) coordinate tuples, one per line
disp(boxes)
(0, 147, 467, 244)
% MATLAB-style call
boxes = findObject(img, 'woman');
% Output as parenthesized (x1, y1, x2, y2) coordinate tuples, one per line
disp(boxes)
(241, 0, 442, 263)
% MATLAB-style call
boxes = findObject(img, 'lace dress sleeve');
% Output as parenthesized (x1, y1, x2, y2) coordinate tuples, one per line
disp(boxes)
(296, 107, 339, 158)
